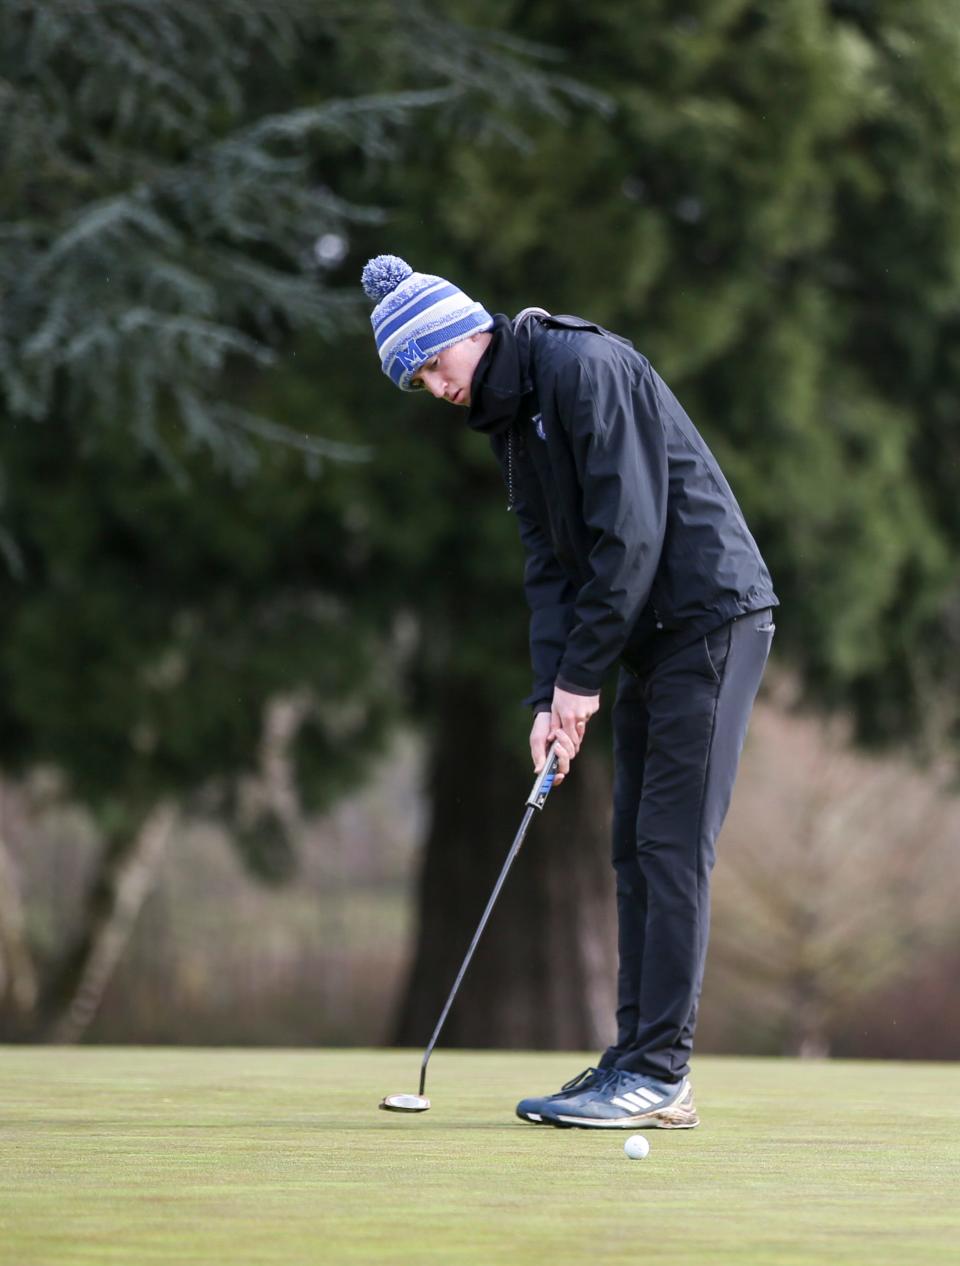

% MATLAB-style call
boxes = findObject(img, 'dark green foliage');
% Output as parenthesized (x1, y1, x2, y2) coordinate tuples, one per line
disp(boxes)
(0, 412, 397, 834)
(1, 0, 362, 462)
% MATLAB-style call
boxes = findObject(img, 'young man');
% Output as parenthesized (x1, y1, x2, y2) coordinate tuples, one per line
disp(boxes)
(362, 254, 777, 1130)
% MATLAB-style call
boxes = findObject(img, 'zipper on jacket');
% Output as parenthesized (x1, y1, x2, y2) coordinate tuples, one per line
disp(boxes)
(505, 306, 548, 512)
(506, 425, 515, 510)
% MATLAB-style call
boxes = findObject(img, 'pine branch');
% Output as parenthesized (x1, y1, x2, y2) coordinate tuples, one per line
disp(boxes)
(0, 0, 603, 471)
(212, 403, 371, 464)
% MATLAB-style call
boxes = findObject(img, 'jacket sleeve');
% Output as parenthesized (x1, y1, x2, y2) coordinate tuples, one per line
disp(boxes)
(552, 352, 668, 693)
(512, 491, 578, 711)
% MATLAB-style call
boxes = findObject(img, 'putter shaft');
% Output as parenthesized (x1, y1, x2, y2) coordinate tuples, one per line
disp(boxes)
(417, 743, 560, 1097)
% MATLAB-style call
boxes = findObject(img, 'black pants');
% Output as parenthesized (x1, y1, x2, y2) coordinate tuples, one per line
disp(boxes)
(600, 608, 775, 1082)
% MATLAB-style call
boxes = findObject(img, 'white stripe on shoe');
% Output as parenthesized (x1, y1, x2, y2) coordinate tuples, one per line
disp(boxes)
(630, 1089, 664, 1107)
(610, 1090, 663, 1112)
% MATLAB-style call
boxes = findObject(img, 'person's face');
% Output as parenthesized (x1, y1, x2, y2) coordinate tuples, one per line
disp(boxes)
(411, 332, 492, 406)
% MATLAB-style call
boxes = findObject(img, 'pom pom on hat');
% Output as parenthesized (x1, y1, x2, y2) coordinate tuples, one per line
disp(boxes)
(360, 254, 493, 391)
(361, 254, 413, 302)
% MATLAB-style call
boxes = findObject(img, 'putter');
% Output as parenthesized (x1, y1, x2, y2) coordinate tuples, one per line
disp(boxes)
(379, 741, 562, 1113)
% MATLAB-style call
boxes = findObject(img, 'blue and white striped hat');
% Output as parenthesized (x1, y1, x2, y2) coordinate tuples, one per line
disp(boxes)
(361, 255, 494, 391)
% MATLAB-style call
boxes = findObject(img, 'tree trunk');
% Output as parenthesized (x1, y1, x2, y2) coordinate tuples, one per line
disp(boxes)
(784, 967, 831, 1059)
(392, 680, 616, 1052)
(0, 834, 39, 1026)
(41, 800, 177, 1043)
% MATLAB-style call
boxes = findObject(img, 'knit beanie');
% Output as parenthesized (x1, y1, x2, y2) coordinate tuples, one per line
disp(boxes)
(361, 254, 494, 391)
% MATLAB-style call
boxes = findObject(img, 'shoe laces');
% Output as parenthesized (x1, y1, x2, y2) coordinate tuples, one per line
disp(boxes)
(599, 1068, 651, 1098)
(560, 1066, 611, 1093)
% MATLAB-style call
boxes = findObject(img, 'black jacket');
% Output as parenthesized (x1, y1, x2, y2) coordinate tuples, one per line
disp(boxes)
(467, 312, 778, 710)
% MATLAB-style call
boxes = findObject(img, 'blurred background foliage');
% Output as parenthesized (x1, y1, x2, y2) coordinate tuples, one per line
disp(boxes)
(0, 0, 958, 1056)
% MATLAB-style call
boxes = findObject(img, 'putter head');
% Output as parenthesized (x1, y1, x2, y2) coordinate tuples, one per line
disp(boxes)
(379, 1093, 431, 1113)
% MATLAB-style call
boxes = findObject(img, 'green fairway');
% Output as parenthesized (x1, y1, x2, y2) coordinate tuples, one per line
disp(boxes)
(1, 1048, 957, 1265)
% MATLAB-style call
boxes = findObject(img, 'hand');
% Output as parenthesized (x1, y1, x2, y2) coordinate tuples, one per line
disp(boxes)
(529, 711, 575, 785)
(550, 685, 600, 760)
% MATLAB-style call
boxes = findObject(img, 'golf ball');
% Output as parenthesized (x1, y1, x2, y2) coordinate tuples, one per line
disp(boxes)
(624, 1134, 650, 1160)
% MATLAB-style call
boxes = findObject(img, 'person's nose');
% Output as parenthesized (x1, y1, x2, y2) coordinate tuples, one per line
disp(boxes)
(423, 373, 445, 400)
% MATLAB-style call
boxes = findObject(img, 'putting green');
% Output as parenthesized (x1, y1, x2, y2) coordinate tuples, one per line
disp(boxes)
(1, 1048, 957, 1264)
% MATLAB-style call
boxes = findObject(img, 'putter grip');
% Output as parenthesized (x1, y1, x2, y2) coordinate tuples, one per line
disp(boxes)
(526, 741, 560, 810)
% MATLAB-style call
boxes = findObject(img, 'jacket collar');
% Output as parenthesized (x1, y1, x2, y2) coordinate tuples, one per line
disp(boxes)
(465, 313, 535, 436)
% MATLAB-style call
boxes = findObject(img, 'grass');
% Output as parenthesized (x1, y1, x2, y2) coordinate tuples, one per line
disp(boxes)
(1, 1047, 958, 1265)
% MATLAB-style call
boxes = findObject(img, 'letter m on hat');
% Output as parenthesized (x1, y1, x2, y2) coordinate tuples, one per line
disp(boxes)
(395, 339, 426, 374)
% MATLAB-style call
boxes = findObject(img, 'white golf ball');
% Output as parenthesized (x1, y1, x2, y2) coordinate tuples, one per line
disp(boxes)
(624, 1134, 650, 1160)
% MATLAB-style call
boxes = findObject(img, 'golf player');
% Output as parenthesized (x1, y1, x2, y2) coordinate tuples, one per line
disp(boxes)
(362, 254, 777, 1130)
